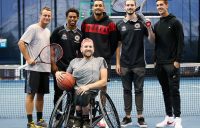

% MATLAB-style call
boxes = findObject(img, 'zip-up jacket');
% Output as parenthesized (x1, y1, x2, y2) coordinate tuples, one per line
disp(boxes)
(81, 13, 118, 62)
(154, 14, 184, 64)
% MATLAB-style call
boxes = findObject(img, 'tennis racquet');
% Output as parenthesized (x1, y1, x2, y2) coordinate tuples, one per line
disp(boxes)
(111, 0, 150, 27)
(135, 0, 151, 27)
(18, 43, 63, 69)
(111, 0, 147, 12)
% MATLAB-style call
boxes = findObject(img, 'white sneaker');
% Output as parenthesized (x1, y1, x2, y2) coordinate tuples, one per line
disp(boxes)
(174, 117, 182, 128)
(156, 116, 174, 128)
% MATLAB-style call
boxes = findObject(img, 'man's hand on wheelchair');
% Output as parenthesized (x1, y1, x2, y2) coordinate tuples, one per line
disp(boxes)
(76, 85, 90, 95)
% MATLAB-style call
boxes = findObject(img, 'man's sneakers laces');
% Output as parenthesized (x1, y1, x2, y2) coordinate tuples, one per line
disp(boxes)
(121, 116, 147, 128)
(156, 116, 182, 128)
(82, 120, 90, 128)
(72, 117, 82, 128)
(174, 117, 182, 128)
(36, 119, 48, 128)
(121, 116, 133, 127)
(156, 116, 174, 127)
(27, 119, 47, 128)
(27, 121, 38, 128)
(137, 117, 147, 128)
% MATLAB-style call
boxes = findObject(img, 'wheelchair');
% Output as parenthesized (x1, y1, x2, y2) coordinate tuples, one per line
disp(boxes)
(49, 90, 120, 128)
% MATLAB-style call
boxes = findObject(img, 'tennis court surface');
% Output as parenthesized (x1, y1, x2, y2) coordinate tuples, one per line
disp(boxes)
(0, 64, 200, 127)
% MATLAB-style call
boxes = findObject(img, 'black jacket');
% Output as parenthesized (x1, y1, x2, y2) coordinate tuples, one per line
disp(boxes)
(81, 13, 118, 62)
(154, 14, 184, 64)
(50, 25, 83, 70)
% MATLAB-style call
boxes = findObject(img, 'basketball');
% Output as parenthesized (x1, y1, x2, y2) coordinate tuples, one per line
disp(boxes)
(57, 72, 76, 91)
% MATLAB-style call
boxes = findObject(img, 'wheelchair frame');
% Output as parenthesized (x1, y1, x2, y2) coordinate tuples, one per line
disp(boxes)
(49, 90, 120, 128)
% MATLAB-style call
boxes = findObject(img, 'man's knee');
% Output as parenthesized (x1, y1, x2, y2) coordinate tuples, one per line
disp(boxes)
(101, 86, 107, 92)
(76, 92, 91, 107)
(26, 93, 35, 101)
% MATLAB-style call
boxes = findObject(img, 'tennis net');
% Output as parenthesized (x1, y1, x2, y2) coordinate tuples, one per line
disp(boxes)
(0, 63, 200, 118)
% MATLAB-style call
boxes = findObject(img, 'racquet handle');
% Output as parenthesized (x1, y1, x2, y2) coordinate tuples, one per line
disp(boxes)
(18, 63, 28, 69)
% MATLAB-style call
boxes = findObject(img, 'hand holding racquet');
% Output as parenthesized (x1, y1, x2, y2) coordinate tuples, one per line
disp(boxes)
(135, 0, 151, 27)
(18, 43, 63, 69)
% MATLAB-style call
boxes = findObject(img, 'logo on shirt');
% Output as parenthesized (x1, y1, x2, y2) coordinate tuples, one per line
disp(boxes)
(134, 23, 141, 29)
(61, 34, 67, 40)
(121, 26, 126, 31)
(74, 35, 80, 43)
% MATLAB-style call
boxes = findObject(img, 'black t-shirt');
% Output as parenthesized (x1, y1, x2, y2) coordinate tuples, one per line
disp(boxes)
(50, 25, 83, 70)
(117, 18, 148, 68)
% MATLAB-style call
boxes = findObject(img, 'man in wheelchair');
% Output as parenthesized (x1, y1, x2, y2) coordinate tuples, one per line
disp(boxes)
(56, 38, 108, 128)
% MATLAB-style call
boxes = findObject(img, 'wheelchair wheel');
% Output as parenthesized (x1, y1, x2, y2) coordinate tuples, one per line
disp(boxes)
(49, 91, 72, 128)
(98, 90, 121, 128)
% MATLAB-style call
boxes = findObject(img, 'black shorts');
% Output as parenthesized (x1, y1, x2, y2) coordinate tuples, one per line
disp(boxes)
(25, 70, 50, 94)
(74, 91, 98, 107)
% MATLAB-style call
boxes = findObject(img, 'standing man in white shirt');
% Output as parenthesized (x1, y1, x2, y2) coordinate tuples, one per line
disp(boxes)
(18, 6, 52, 128)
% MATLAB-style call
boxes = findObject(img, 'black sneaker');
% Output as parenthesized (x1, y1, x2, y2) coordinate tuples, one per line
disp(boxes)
(121, 116, 132, 127)
(82, 120, 90, 128)
(72, 117, 82, 128)
(66, 118, 74, 127)
(137, 117, 147, 128)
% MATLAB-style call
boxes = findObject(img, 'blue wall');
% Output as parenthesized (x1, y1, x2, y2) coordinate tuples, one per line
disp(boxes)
(0, 0, 199, 64)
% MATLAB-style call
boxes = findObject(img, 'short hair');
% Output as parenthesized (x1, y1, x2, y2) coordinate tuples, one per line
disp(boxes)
(93, 0, 105, 6)
(81, 38, 94, 46)
(40, 6, 51, 14)
(65, 8, 79, 18)
(125, 0, 136, 5)
(93, 0, 104, 2)
(156, 0, 168, 4)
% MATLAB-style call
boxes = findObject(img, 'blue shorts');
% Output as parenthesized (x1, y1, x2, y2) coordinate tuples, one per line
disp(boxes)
(25, 70, 50, 94)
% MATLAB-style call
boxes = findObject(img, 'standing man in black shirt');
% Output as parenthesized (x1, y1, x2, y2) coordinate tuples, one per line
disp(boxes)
(50, 8, 82, 126)
(153, 0, 184, 128)
(81, 0, 118, 127)
(115, 0, 154, 127)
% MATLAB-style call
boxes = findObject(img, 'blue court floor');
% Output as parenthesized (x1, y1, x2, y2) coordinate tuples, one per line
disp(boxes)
(1, 78, 200, 128)
(0, 116, 199, 128)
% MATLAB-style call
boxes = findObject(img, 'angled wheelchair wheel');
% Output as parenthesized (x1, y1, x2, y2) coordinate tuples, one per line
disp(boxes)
(49, 91, 72, 128)
(98, 90, 121, 128)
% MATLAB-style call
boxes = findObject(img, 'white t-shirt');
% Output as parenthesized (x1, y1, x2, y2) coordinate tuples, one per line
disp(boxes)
(20, 23, 51, 72)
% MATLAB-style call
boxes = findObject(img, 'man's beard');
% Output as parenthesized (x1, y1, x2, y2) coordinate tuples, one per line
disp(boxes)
(126, 10, 134, 15)
(83, 51, 93, 58)
(94, 10, 103, 16)
(127, 12, 134, 15)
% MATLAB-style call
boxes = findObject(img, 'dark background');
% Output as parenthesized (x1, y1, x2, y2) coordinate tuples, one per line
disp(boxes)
(0, 0, 199, 64)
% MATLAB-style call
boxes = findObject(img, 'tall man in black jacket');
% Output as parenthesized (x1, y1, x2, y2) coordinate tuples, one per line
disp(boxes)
(153, 0, 184, 128)
(81, 0, 118, 69)
(81, 0, 118, 127)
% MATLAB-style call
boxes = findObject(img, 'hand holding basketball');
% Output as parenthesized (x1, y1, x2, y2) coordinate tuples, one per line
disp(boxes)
(56, 72, 76, 91)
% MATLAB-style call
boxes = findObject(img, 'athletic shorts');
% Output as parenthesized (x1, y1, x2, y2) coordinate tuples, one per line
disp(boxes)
(25, 70, 50, 94)
(74, 91, 98, 107)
